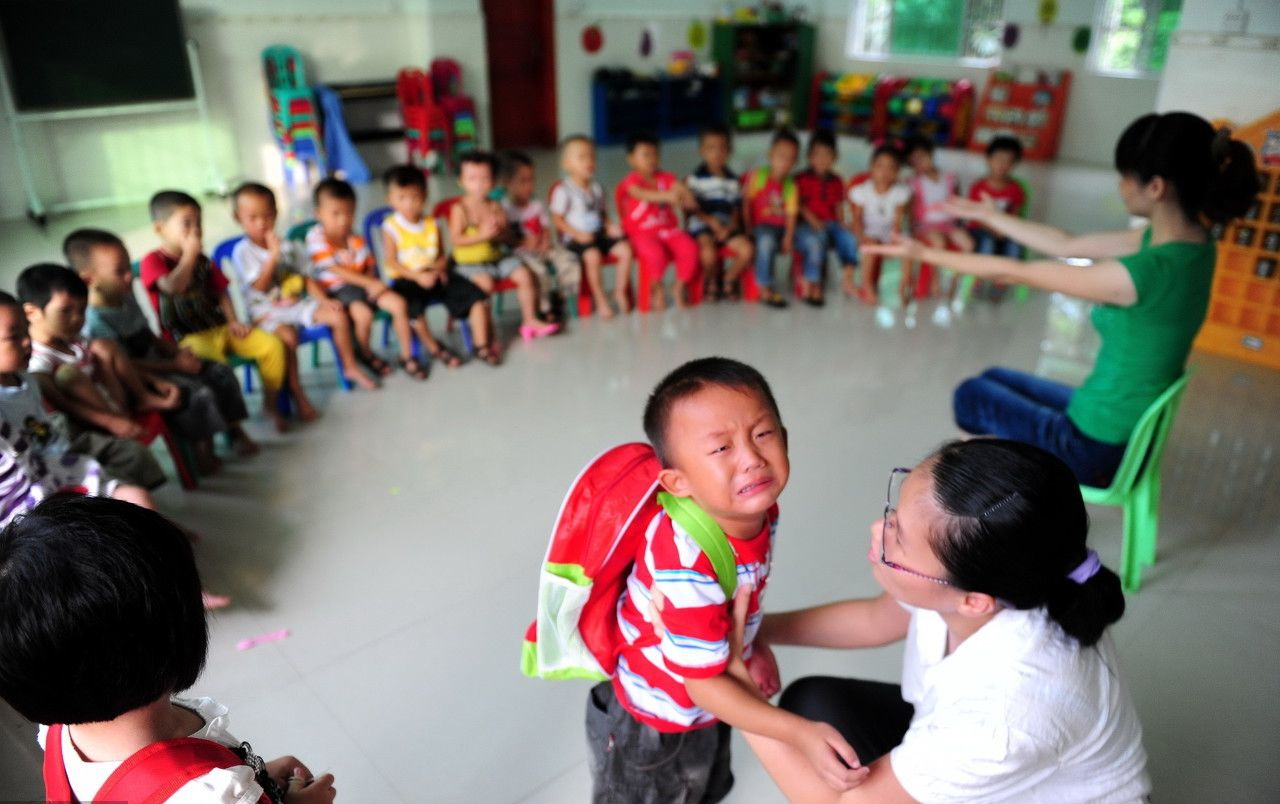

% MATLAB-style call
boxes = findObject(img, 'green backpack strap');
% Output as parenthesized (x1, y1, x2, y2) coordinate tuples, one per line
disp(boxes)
(657, 491, 737, 600)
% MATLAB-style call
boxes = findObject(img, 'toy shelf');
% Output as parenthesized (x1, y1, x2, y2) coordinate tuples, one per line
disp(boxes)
(808, 72, 973, 147)
(969, 67, 1072, 160)
(712, 21, 814, 132)
(590, 73, 724, 147)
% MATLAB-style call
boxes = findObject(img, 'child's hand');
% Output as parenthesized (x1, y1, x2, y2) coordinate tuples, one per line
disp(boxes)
(180, 230, 203, 262)
(367, 280, 389, 300)
(605, 222, 623, 239)
(106, 414, 144, 439)
(709, 220, 729, 242)
(415, 271, 440, 289)
(573, 229, 595, 245)
(480, 216, 504, 238)
(265, 756, 309, 789)
(174, 348, 203, 374)
(151, 379, 182, 410)
(746, 641, 781, 698)
(228, 321, 252, 339)
(285, 768, 336, 803)
(795, 720, 869, 792)
(265, 229, 282, 255)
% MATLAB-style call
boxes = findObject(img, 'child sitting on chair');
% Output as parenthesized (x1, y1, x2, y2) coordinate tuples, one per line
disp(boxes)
(140, 190, 295, 431)
(501, 151, 579, 321)
(305, 177, 428, 380)
(229, 182, 378, 391)
(742, 129, 800, 309)
(848, 144, 911, 309)
(616, 133, 701, 310)
(379, 164, 498, 367)
(904, 136, 975, 325)
(795, 129, 859, 307)
(448, 151, 559, 342)
(685, 124, 753, 301)
(0, 495, 335, 803)
(16, 264, 171, 490)
(67, 228, 260, 473)
(549, 135, 635, 318)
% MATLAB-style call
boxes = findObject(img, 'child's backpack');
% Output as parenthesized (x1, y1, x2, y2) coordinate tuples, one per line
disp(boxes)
(43, 723, 275, 804)
(521, 443, 738, 681)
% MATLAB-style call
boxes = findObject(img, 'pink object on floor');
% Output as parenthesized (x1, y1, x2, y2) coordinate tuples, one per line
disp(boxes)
(236, 629, 291, 651)
(519, 321, 560, 341)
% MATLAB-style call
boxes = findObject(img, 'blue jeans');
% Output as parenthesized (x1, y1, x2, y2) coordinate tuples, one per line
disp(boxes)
(952, 367, 1127, 487)
(753, 224, 787, 291)
(795, 221, 859, 282)
(972, 228, 1023, 259)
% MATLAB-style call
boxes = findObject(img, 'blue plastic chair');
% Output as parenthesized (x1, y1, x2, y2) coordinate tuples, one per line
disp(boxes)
(362, 206, 474, 354)
(210, 235, 352, 392)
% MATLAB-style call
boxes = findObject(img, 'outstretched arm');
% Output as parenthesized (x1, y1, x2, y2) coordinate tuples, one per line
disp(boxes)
(760, 592, 910, 650)
(942, 197, 1143, 260)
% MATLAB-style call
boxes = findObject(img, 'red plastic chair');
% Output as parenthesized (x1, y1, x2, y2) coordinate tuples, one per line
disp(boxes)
(134, 411, 197, 490)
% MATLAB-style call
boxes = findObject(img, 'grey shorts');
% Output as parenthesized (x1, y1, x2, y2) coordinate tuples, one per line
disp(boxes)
(455, 255, 523, 283)
(585, 681, 733, 804)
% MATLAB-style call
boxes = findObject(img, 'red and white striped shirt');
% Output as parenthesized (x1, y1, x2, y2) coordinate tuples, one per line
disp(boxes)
(613, 505, 777, 732)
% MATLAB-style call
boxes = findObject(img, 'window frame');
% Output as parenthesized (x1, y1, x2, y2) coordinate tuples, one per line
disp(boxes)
(845, 0, 1005, 67)
(1088, 0, 1177, 79)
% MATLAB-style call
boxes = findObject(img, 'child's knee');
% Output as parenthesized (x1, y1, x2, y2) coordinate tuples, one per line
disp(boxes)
(275, 325, 299, 348)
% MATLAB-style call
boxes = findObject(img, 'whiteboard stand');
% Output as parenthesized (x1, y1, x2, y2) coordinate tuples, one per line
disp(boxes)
(0, 38, 226, 226)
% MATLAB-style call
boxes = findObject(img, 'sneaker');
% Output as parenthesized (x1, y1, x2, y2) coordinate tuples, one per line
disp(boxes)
(932, 304, 953, 327)
(875, 306, 896, 329)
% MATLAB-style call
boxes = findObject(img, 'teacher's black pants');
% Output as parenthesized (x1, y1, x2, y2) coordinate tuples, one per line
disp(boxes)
(779, 676, 915, 766)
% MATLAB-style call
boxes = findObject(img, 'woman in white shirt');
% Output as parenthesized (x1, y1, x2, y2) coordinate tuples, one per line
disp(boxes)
(742, 438, 1150, 804)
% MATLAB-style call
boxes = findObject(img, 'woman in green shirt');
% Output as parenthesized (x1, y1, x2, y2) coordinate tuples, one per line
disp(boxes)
(867, 112, 1260, 486)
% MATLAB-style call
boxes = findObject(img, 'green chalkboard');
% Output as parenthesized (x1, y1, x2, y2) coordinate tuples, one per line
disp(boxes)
(0, 0, 194, 113)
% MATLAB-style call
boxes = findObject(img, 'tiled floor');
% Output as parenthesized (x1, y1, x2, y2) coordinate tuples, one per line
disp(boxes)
(1, 137, 1277, 803)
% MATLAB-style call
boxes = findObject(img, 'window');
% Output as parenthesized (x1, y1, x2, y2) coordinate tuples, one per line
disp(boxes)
(847, 0, 1004, 63)
(1090, 0, 1183, 76)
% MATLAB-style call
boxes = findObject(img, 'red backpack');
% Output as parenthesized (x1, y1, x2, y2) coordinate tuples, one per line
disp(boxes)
(521, 443, 737, 681)
(43, 723, 274, 804)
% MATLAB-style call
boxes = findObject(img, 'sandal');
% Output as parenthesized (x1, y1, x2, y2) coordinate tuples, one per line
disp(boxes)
(357, 349, 393, 376)
(427, 344, 462, 368)
(399, 356, 429, 380)
(761, 289, 789, 309)
(475, 344, 502, 366)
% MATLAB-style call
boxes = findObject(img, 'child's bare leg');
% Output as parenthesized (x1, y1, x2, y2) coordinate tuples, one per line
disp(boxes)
(313, 303, 377, 390)
(467, 300, 500, 364)
(511, 265, 544, 328)
(726, 235, 752, 283)
(54, 365, 119, 413)
(842, 264, 858, 297)
(275, 325, 318, 422)
(582, 248, 612, 318)
(376, 292, 426, 379)
(612, 242, 634, 314)
(697, 234, 720, 297)
(191, 437, 221, 474)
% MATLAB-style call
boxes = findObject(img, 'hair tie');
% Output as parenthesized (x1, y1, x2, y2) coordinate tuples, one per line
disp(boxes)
(1211, 128, 1233, 167)
(1067, 549, 1102, 584)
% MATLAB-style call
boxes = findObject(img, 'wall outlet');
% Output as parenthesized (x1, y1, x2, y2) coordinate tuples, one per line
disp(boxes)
(1222, 7, 1250, 35)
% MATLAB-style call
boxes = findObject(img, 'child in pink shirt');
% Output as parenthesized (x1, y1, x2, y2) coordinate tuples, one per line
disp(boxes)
(616, 133, 700, 310)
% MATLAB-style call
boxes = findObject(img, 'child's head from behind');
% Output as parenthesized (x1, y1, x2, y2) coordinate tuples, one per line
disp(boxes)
(625, 133, 661, 177)
(768, 128, 799, 179)
(0, 292, 31, 376)
(231, 182, 278, 246)
(807, 129, 838, 175)
(383, 165, 428, 222)
(501, 151, 536, 206)
(905, 136, 936, 174)
(17, 263, 89, 342)
(698, 124, 733, 172)
(644, 357, 789, 531)
(313, 177, 357, 241)
(64, 229, 133, 303)
(0, 495, 208, 725)
(985, 136, 1023, 182)
(560, 134, 596, 181)
(149, 191, 202, 252)
(458, 151, 498, 200)
(869, 144, 902, 187)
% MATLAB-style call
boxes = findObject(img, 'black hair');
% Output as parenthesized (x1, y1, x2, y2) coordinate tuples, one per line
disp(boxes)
(986, 136, 1024, 161)
(771, 128, 799, 150)
(559, 133, 594, 151)
(500, 150, 534, 182)
(459, 150, 498, 176)
(148, 190, 200, 223)
(383, 164, 428, 192)
(925, 439, 1124, 647)
(870, 143, 902, 165)
(625, 132, 659, 154)
(62, 228, 126, 272)
(230, 181, 276, 209)
(643, 357, 782, 468)
(699, 123, 732, 146)
(808, 128, 837, 156)
(16, 263, 88, 308)
(0, 290, 20, 313)
(1114, 111, 1261, 224)
(313, 176, 356, 207)
(0, 496, 208, 725)
(904, 135, 934, 157)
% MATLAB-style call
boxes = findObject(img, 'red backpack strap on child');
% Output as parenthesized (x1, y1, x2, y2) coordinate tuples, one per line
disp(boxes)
(44, 723, 272, 804)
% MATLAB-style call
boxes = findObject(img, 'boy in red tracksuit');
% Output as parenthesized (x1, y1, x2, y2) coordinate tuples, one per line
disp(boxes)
(616, 133, 700, 311)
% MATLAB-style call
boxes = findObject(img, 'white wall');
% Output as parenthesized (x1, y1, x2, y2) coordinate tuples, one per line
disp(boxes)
(552, 0, 1159, 166)
(1154, 0, 1280, 126)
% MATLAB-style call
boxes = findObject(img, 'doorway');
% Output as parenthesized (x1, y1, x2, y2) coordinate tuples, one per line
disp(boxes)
(481, 0, 558, 148)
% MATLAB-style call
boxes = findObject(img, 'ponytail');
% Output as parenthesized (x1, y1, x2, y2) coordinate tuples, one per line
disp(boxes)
(927, 439, 1126, 646)
(1114, 112, 1261, 225)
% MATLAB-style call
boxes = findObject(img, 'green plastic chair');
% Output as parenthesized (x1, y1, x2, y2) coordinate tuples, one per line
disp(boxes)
(1080, 372, 1192, 592)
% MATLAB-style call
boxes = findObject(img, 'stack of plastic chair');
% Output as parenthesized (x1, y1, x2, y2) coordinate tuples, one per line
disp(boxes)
(396, 69, 450, 174)
(263, 45, 325, 187)
(430, 58, 479, 170)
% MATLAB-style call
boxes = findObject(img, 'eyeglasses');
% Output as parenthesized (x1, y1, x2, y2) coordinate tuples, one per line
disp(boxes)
(880, 467, 953, 586)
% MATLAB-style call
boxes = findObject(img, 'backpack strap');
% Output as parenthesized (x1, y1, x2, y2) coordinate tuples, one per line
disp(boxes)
(44, 724, 270, 804)
(657, 491, 737, 600)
